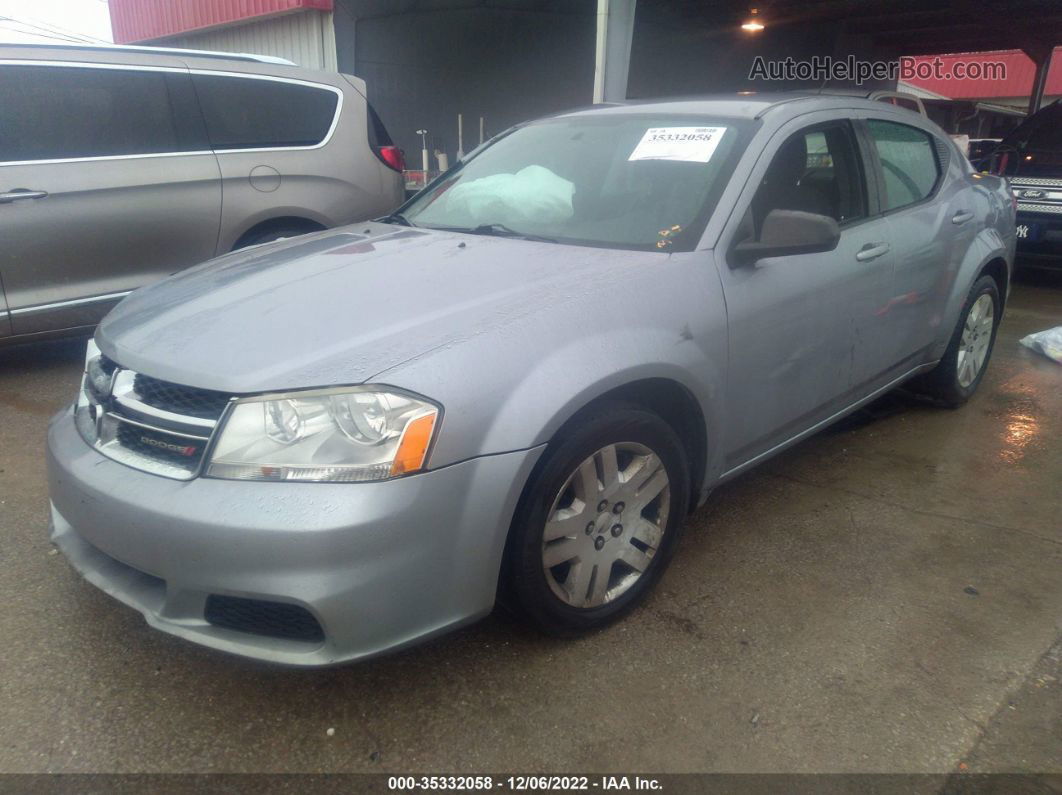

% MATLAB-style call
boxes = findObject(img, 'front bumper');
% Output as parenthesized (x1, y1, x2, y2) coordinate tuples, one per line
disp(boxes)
(47, 406, 542, 666)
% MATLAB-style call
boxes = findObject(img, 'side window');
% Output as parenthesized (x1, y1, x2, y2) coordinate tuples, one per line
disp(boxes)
(867, 119, 941, 211)
(191, 74, 339, 150)
(751, 122, 866, 236)
(0, 65, 198, 162)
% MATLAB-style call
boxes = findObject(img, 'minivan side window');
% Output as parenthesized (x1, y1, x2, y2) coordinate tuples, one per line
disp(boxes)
(0, 65, 202, 163)
(191, 74, 339, 150)
(867, 119, 941, 211)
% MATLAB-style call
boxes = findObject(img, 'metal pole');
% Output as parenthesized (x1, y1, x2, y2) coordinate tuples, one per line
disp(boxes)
(593, 0, 610, 104)
(479, 117, 484, 145)
(592, 0, 636, 104)
(457, 113, 464, 160)
(416, 129, 429, 173)
(1027, 49, 1052, 116)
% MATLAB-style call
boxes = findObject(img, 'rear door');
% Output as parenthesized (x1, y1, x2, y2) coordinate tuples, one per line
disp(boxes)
(188, 71, 348, 250)
(861, 117, 966, 374)
(0, 60, 221, 336)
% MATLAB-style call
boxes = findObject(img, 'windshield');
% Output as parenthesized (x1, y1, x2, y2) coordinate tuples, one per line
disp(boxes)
(400, 114, 752, 251)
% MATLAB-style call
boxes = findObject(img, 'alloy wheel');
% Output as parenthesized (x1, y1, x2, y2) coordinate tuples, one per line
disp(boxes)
(541, 442, 671, 609)
(957, 293, 994, 388)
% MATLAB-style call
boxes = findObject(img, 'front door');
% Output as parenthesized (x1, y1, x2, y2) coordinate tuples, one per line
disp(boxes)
(0, 61, 221, 336)
(716, 119, 894, 472)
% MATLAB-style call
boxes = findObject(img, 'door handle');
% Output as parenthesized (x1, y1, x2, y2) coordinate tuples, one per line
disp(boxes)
(0, 189, 48, 204)
(951, 210, 974, 224)
(855, 242, 890, 262)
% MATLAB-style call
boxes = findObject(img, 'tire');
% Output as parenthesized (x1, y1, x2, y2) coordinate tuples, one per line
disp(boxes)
(914, 274, 1001, 407)
(504, 403, 690, 636)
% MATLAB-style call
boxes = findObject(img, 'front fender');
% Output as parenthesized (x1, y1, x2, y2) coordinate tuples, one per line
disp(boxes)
(373, 252, 729, 492)
(481, 326, 724, 470)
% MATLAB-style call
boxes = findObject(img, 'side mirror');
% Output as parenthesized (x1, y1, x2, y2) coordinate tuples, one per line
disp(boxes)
(732, 209, 841, 266)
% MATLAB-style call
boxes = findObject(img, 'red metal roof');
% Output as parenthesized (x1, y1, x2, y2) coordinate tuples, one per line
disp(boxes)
(904, 48, 1062, 99)
(109, 0, 334, 44)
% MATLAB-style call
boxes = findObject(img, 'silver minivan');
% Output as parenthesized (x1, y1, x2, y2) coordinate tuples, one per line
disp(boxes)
(0, 43, 405, 344)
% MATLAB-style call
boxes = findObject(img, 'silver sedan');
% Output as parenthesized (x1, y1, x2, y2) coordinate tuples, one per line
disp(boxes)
(47, 95, 1015, 664)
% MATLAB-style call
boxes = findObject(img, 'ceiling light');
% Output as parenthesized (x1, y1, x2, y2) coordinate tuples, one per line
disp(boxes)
(741, 8, 765, 32)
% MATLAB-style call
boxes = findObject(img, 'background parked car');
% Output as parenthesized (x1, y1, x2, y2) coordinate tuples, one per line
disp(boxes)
(0, 43, 405, 344)
(982, 99, 1062, 267)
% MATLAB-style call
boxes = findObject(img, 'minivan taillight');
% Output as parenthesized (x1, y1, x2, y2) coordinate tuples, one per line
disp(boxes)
(375, 145, 405, 172)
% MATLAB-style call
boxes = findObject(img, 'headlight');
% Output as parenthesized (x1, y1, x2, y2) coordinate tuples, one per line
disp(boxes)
(205, 386, 439, 482)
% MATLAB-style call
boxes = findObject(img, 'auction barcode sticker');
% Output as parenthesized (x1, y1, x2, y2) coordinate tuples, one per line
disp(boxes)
(628, 126, 727, 163)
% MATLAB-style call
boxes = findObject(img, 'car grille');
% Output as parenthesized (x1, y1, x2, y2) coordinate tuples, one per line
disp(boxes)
(204, 595, 325, 643)
(1016, 202, 1062, 215)
(75, 353, 232, 480)
(1011, 177, 1062, 215)
(133, 373, 232, 419)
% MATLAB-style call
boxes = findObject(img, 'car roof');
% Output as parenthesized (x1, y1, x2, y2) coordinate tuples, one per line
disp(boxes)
(558, 92, 916, 121)
(0, 41, 295, 67)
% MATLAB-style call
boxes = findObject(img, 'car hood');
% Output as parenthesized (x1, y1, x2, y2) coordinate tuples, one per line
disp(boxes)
(98, 224, 657, 393)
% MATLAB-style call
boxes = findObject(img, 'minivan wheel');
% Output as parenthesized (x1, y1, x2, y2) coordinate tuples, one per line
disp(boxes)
(914, 274, 1000, 407)
(505, 405, 689, 636)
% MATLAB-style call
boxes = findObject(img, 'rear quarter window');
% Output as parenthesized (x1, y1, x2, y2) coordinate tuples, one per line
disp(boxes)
(191, 74, 339, 150)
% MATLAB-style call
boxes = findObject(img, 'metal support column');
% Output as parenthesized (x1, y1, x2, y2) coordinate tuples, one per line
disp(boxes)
(1023, 45, 1053, 116)
(593, 0, 637, 104)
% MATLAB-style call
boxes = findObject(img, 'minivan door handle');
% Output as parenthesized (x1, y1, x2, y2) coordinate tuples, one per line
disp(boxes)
(951, 210, 974, 224)
(0, 189, 48, 204)
(855, 242, 891, 262)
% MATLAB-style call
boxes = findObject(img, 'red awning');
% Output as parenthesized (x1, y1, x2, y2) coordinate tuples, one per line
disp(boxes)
(904, 49, 1062, 100)
(109, 0, 334, 44)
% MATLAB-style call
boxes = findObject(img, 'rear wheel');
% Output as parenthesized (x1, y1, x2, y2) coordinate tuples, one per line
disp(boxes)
(505, 405, 689, 636)
(914, 274, 1000, 406)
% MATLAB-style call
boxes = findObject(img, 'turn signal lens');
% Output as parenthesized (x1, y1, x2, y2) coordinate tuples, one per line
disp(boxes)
(391, 412, 437, 476)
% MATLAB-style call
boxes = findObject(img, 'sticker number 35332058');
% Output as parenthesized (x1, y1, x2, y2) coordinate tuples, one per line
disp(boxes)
(628, 126, 727, 163)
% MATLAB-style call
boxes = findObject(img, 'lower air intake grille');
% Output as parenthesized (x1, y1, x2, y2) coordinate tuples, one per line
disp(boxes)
(204, 595, 325, 643)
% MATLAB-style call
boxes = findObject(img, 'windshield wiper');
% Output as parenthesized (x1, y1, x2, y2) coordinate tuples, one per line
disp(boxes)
(449, 223, 557, 243)
(376, 212, 415, 227)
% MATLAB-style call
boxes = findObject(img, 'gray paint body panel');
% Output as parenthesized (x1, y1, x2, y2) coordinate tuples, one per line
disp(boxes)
(48, 409, 543, 666)
(52, 95, 1014, 664)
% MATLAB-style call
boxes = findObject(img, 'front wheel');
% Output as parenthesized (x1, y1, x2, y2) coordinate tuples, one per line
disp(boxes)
(914, 274, 1001, 406)
(504, 404, 690, 636)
